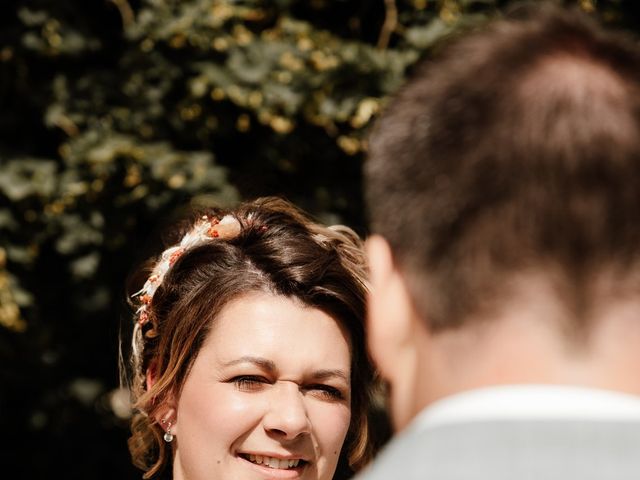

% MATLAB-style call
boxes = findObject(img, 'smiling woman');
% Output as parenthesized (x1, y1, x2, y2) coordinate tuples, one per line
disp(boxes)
(176, 293, 352, 479)
(121, 197, 375, 480)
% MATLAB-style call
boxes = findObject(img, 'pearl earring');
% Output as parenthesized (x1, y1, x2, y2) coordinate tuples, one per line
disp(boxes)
(161, 418, 174, 443)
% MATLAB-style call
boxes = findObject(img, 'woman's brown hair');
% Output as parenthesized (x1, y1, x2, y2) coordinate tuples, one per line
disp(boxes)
(121, 197, 374, 478)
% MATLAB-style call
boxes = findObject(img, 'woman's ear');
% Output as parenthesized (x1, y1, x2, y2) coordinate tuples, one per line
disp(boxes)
(147, 363, 179, 437)
(146, 364, 156, 392)
(158, 406, 177, 437)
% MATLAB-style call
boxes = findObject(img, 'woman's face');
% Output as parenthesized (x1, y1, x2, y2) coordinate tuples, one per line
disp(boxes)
(170, 292, 353, 480)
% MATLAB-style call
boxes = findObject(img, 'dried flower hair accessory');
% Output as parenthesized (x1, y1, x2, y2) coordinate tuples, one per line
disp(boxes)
(133, 214, 241, 326)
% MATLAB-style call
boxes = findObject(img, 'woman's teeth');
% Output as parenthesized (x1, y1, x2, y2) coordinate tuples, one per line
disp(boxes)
(247, 454, 301, 469)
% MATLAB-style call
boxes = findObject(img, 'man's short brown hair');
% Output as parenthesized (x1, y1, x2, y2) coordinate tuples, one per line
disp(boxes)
(366, 3, 640, 331)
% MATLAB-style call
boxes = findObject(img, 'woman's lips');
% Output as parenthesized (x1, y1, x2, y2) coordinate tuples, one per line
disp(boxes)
(238, 452, 310, 471)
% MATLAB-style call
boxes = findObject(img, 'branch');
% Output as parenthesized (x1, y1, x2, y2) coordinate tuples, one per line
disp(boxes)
(377, 0, 398, 49)
(110, 0, 135, 29)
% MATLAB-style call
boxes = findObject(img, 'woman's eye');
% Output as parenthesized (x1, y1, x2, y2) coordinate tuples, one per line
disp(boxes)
(230, 375, 269, 392)
(306, 384, 345, 401)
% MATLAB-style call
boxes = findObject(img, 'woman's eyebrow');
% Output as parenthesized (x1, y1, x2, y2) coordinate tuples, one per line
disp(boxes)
(310, 369, 351, 385)
(222, 358, 350, 384)
(222, 356, 276, 372)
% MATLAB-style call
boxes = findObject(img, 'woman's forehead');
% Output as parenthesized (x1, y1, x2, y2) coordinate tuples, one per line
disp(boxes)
(198, 292, 352, 373)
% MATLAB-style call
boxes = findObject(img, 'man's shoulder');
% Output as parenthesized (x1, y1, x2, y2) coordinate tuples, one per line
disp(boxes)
(356, 418, 640, 480)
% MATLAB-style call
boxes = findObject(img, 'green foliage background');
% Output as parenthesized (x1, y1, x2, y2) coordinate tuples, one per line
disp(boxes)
(1, 0, 638, 478)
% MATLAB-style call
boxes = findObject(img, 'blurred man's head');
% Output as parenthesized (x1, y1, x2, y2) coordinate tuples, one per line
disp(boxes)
(365, 4, 640, 430)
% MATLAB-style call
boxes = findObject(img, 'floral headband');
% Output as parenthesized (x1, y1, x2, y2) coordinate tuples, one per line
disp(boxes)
(133, 214, 242, 326)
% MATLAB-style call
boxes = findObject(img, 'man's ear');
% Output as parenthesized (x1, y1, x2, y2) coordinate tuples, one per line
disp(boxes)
(366, 234, 394, 294)
(365, 235, 421, 371)
(366, 235, 432, 430)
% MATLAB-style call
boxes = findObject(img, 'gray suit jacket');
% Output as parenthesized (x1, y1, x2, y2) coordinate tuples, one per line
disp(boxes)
(356, 419, 640, 479)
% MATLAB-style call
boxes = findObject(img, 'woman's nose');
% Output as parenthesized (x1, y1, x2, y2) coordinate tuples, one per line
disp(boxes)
(263, 381, 311, 440)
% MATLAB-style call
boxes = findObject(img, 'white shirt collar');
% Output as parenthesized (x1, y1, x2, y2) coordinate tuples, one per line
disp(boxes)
(411, 384, 640, 432)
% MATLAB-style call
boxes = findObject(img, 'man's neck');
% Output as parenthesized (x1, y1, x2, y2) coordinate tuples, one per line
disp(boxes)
(415, 293, 640, 409)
